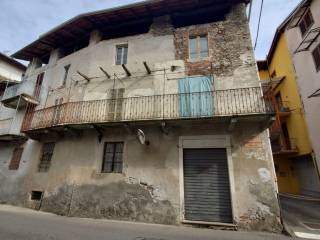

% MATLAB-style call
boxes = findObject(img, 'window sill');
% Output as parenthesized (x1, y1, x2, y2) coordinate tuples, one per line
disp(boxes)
(187, 57, 210, 63)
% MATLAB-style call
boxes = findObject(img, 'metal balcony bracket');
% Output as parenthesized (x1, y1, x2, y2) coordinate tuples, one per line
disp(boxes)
(308, 88, 320, 98)
(92, 125, 104, 142)
(77, 71, 91, 83)
(160, 121, 169, 135)
(143, 61, 151, 75)
(122, 64, 131, 77)
(64, 126, 81, 138)
(227, 118, 238, 132)
(99, 67, 111, 79)
(260, 116, 276, 131)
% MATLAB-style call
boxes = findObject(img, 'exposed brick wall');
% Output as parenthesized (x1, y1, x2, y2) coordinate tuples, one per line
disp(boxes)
(174, 3, 253, 77)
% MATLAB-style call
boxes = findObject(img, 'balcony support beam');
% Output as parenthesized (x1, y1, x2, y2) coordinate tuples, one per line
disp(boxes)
(99, 67, 111, 79)
(64, 126, 81, 138)
(160, 121, 169, 135)
(77, 71, 91, 82)
(92, 124, 104, 142)
(122, 64, 131, 77)
(143, 61, 151, 75)
(228, 118, 238, 132)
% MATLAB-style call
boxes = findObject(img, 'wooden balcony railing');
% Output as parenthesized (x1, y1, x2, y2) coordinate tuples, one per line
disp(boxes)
(22, 87, 274, 132)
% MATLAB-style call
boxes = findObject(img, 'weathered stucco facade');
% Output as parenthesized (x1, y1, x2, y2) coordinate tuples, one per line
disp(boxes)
(0, 1, 281, 232)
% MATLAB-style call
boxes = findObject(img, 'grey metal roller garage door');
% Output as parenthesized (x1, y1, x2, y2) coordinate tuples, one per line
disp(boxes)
(183, 148, 233, 223)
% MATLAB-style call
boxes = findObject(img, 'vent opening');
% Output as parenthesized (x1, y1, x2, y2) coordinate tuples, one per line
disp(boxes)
(31, 191, 43, 201)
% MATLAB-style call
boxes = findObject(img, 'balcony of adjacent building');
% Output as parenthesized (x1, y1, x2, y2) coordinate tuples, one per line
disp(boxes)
(21, 87, 275, 138)
(271, 137, 299, 156)
(276, 100, 292, 119)
(1, 75, 43, 109)
(0, 117, 27, 142)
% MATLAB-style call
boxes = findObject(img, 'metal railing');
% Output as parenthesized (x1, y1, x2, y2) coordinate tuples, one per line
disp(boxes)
(1, 80, 38, 102)
(271, 138, 298, 154)
(22, 87, 274, 132)
(277, 101, 291, 113)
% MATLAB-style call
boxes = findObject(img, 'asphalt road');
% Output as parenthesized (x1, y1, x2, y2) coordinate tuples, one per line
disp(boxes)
(280, 194, 320, 239)
(0, 205, 293, 240)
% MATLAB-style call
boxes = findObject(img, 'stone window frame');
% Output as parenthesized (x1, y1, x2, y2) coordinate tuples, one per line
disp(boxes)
(115, 44, 129, 65)
(188, 34, 210, 61)
(101, 142, 124, 173)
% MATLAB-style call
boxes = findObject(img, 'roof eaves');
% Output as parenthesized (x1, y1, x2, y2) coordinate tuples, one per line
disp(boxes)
(0, 52, 27, 71)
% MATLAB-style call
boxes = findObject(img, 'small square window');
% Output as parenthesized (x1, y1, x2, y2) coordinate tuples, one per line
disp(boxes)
(31, 191, 43, 201)
(116, 44, 128, 65)
(189, 35, 209, 60)
(38, 142, 55, 172)
(312, 44, 320, 72)
(102, 142, 124, 173)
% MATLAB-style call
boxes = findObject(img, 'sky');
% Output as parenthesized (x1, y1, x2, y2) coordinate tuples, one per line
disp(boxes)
(0, 0, 302, 61)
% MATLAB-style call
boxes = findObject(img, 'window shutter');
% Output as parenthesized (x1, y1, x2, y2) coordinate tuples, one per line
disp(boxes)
(312, 46, 320, 71)
(9, 147, 23, 170)
(38, 142, 55, 172)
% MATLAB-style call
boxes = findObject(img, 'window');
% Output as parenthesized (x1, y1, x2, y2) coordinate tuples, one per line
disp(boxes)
(8, 147, 23, 170)
(102, 142, 124, 173)
(312, 44, 320, 72)
(31, 191, 43, 201)
(116, 44, 128, 65)
(299, 9, 314, 36)
(189, 35, 209, 60)
(38, 142, 55, 172)
(62, 65, 70, 86)
(34, 72, 44, 99)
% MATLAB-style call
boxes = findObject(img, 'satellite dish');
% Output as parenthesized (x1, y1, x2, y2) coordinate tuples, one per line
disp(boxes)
(136, 129, 149, 145)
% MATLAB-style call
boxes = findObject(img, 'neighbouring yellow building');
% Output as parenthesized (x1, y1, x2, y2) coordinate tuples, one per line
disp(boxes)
(257, 7, 320, 196)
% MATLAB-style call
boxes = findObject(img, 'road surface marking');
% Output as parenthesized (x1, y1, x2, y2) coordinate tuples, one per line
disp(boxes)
(295, 232, 320, 239)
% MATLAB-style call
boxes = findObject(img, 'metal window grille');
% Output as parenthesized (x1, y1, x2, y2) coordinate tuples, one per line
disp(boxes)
(8, 147, 23, 170)
(38, 142, 55, 172)
(102, 142, 124, 173)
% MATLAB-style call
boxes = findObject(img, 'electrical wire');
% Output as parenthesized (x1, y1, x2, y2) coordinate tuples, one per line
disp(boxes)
(254, 0, 264, 50)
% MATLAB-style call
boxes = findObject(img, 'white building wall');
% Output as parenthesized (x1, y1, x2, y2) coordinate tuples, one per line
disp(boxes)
(285, 0, 320, 173)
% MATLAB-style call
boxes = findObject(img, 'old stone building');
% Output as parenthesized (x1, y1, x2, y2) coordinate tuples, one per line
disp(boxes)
(0, 0, 281, 232)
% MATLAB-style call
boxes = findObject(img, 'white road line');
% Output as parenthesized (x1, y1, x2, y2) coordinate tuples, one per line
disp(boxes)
(295, 232, 320, 239)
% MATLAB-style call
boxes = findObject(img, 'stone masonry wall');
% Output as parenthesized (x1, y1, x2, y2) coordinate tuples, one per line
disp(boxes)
(174, 4, 254, 77)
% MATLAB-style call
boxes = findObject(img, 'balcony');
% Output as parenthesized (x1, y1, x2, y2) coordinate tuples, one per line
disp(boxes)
(22, 87, 274, 133)
(271, 138, 298, 156)
(1, 80, 40, 109)
(277, 101, 291, 119)
(0, 118, 27, 141)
